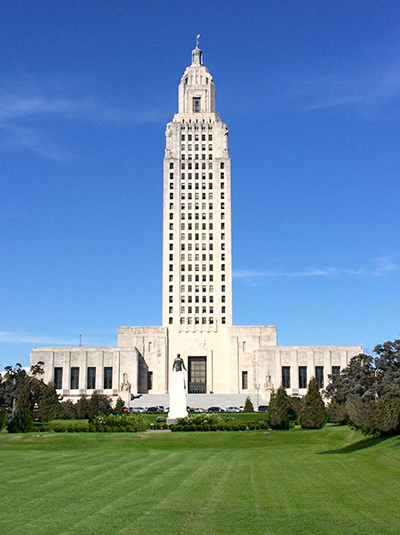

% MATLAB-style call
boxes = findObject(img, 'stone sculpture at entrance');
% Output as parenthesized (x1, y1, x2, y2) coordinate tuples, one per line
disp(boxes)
(167, 354, 188, 424)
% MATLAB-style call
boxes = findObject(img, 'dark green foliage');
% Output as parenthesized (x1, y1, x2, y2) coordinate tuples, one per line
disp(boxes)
(59, 400, 77, 419)
(325, 338, 400, 435)
(88, 391, 112, 419)
(374, 396, 400, 434)
(169, 413, 268, 432)
(269, 386, 291, 429)
(114, 396, 125, 414)
(243, 396, 254, 412)
(39, 382, 61, 422)
(300, 377, 326, 429)
(0, 410, 6, 430)
(326, 402, 348, 424)
(7, 410, 34, 433)
(0, 363, 46, 421)
(76, 395, 90, 419)
(46, 421, 90, 433)
(289, 396, 303, 419)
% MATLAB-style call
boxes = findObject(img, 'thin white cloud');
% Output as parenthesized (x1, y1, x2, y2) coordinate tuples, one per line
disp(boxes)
(0, 331, 116, 347)
(286, 62, 400, 118)
(233, 258, 396, 281)
(0, 82, 167, 159)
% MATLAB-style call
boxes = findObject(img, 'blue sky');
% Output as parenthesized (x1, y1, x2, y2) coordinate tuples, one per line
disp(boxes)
(1, 0, 399, 368)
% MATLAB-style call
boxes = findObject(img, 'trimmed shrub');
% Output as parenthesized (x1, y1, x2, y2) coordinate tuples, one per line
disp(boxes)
(90, 413, 147, 433)
(244, 396, 254, 412)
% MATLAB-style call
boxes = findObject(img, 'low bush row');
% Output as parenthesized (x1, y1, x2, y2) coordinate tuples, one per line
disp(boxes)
(167, 413, 268, 432)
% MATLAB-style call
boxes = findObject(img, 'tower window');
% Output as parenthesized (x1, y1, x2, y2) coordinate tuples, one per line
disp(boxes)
(193, 97, 201, 113)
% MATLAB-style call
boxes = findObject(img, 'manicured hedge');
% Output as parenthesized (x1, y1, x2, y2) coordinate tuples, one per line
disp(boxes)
(169, 414, 268, 432)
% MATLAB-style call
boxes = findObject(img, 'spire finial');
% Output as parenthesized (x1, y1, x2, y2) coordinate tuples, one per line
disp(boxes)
(196, 34, 200, 48)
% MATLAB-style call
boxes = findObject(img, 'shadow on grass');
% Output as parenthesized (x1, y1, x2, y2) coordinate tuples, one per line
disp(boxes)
(316, 435, 394, 454)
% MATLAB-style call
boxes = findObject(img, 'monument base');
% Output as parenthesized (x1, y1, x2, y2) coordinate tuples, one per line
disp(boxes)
(167, 369, 188, 421)
(166, 418, 178, 425)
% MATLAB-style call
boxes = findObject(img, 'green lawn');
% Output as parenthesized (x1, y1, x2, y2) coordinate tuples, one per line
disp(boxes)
(1, 425, 399, 534)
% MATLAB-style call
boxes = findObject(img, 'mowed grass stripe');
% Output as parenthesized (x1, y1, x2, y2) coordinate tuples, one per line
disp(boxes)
(4, 450, 186, 534)
(58, 449, 229, 535)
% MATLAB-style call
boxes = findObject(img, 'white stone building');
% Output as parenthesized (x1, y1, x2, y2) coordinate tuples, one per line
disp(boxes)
(30, 44, 361, 403)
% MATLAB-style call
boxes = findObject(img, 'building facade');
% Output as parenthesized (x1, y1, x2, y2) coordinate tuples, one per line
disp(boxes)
(31, 44, 361, 402)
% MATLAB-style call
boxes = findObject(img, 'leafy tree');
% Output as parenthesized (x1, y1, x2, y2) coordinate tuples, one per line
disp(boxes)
(269, 385, 291, 429)
(114, 397, 125, 414)
(243, 396, 254, 412)
(39, 382, 62, 422)
(300, 377, 326, 429)
(0, 362, 46, 421)
(324, 339, 400, 435)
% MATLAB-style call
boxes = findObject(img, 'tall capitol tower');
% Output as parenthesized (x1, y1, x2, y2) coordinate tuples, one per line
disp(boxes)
(162, 43, 232, 330)
(31, 43, 361, 402)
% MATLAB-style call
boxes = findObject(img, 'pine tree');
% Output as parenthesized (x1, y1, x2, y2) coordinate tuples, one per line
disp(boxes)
(76, 395, 90, 419)
(39, 382, 61, 422)
(269, 385, 291, 429)
(114, 396, 125, 414)
(300, 377, 326, 429)
(243, 396, 254, 412)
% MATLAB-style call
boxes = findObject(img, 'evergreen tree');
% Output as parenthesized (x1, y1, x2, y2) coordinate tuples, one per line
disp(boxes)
(39, 382, 61, 422)
(114, 396, 125, 414)
(7, 410, 34, 433)
(59, 400, 77, 419)
(88, 391, 112, 419)
(243, 396, 254, 412)
(269, 385, 291, 429)
(300, 377, 326, 429)
(76, 395, 90, 419)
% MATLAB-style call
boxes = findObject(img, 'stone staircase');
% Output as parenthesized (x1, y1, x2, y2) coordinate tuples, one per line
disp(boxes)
(127, 393, 266, 411)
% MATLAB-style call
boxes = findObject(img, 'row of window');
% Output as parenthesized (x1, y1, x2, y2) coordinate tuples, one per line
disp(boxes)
(175, 253, 225, 261)
(179, 285, 227, 293)
(170, 182, 225, 190)
(176, 306, 226, 314)
(171, 233, 226, 242)
(241, 366, 341, 390)
(178, 223, 225, 230)
(178, 317, 226, 325)
(54, 367, 113, 390)
(169, 192, 225, 200)
(169, 161, 224, 170)
(180, 134, 213, 141)
(181, 145, 213, 151)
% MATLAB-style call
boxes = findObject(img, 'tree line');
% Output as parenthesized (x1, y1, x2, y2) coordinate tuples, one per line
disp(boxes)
(0, 361, 125, 432)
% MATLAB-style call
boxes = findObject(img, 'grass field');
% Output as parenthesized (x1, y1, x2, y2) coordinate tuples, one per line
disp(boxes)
(1, 425, 399, 535)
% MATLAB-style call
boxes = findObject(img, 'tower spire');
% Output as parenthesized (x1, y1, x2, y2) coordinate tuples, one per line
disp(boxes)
(191, 35, 202, 65)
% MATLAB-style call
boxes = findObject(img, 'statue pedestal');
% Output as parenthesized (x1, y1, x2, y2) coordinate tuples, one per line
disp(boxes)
(167, 370, 187, 424)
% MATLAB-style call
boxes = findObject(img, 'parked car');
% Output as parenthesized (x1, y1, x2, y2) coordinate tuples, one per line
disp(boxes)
(225, 407, 240, 413)
(206, 406, 225, 413)
(258, 405, 269, 412)
(130, 407, 145, 413)
(193, 407, 205, 413)
(146, 406, 160, 413)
